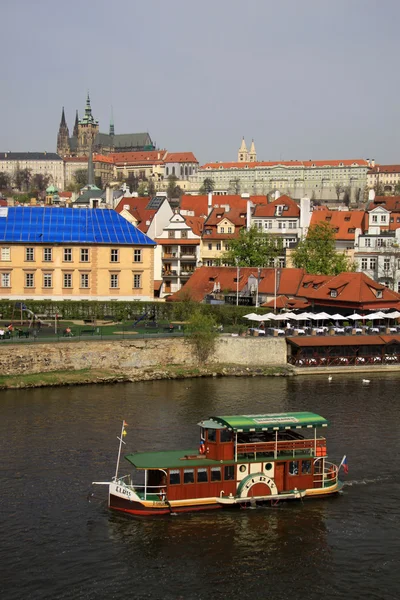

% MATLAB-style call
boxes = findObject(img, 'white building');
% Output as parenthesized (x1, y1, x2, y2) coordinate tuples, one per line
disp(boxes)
(0, 152, 64, 189)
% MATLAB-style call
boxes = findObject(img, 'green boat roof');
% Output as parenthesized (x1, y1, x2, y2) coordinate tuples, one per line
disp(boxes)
(125, 449, 234, 470)
(209, 412, 329, 432)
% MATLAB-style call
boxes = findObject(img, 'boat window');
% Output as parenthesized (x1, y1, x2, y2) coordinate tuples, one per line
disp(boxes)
(289, 460, 299, 475)
(211, 467, 221, 482)
(169, 469, 181, 485)
(183, 469, 195, 484)
(207, 429, 217, 442)
(220, 429, 232, 442)
(302, 460, 312, 474)
(197, 468, 208, 483)
(224, 465, 235, 480)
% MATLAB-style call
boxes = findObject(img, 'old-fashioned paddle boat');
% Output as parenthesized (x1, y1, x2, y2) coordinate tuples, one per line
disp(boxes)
(92, 413, 346, 516)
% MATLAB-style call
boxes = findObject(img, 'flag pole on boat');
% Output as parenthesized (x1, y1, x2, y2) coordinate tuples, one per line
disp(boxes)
(114, 420, 128, 480)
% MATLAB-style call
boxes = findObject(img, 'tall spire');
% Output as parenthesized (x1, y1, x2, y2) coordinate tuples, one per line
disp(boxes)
(60, 106, 67, 127)
(249, 139, 257, 162)
(109, 106, 115, 136)
(88, 144, 94, 186)
(81, 91, 98, 125)
(238, 137, 248, 162)
(73, 110, 79, 137)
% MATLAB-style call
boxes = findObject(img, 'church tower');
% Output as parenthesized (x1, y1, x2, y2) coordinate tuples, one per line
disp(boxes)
(57, 107, 70, 156)
(238, 137, 248, 162)
(73, 110, 79, 137)
(77, 93, 99, 156)
(248, 139, 257, 162)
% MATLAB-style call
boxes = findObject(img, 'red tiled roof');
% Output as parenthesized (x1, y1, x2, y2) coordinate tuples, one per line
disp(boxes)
(110, 151, 167, 165)
(183, 215, 204, 236)
(369, 196, 400, 212)
(301, 272, 400, 308)
(154, 280, 163, 292)
(261, 295, 310, 310)
(310, 209, 366, 240)
(115, 197, 157, 233)
(204, 207, 246, 227)
(369, 165, 400, 174)
(201, 159, 369, 169)
(164, 152, 198, 164)
(180, 194, 267, 217)
(253, 195, 300, 218)
(93, 154, 115, 164)
(287, 335, 386, 347)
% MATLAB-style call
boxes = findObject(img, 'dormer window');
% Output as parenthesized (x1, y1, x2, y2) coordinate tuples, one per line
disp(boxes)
(344, 216, 350, 221)
(330, 289, 338, 298)
(220, 227, 225, 233)
(376, 289, 383, 298)
(372, 215, 378, 223)
(339, 163, 344, 167)
(348, 228, 355, 233)
(326, 216, 331, 221)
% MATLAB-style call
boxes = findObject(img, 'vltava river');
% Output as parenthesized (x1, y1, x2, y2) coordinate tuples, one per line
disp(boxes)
(1, 374, 399, 600)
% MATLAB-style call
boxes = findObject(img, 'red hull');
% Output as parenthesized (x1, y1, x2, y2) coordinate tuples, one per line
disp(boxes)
(109, 493, 222, 516)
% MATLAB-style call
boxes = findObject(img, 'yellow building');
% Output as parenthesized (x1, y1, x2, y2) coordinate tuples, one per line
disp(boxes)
(0, 207, 155, 301)
(201, 209, 246, 266)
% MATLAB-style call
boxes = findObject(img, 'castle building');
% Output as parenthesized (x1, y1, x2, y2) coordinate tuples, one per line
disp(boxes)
(57, 94, 155, 157)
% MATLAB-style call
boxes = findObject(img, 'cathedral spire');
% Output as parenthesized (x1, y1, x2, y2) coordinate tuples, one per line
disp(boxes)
(60, 106, 67, 127)
(81, 91, 97, 125)
(57, 107, 70, 156)
(73, 110, 79, 137)
(109, 106, 115, 136)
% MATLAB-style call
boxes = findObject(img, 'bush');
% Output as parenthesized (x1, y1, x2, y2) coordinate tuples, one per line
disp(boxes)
(185, 310, 219, 363)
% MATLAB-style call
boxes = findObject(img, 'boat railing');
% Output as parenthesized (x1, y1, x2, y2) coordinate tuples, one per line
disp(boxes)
(313, 460, 338, 488)
(237, 437, 326, 459)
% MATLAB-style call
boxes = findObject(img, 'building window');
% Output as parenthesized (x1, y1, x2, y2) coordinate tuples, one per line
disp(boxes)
(224, 244, 229, 250)
(169, 469, 180, 485)
(43, 273, 52, 288)
(376, 290, 383, 298)
(64, 248, 72, 262)
(266, 220, 272, 229)
(110, 249, 119, 262)
(43, 248, 53, 262)
(197, 468, 208, 483)
(384, 258, 390, 271)
(110, 274, 119, 288)
(372, 215, 378, 223)
(80, 248, 89, 262)
(181, 230, 188, 239)
(381, 215, 387, 223)
(364, 238, 371, 247)
(369, 258, 377, 270)
(208, 243, 212, 250)
(1, 273, 10, 287)
(228, 227, 232, 233)
(63, 273, 72, 288)
(80, 273, 89, 288)
(361, 258, 368, 270)
(1, 247, 10, 261)
(211, 467, 221, 482)
(133, 274, 141, 289)
(25, 273, 34, 288)
(377, 239, 384, 248)
(216, 243, 221, 251)
(134, 249, 142, 262)
(302, 460, 312, 474)
(224, 466, 235, 480)
(25, 247, 34, 262)
(220, 227, 225, 233)
(330, 289, 338, 297)
(168, 230, 175, 238)
(289, 460, 299, 475)
(183, 469, 194, 484)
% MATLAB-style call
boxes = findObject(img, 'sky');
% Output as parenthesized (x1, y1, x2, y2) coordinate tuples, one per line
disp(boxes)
(2, 0, 400, 165)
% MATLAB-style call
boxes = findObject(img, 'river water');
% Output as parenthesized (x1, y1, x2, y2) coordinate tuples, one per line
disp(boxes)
(1, 373, 399, 600)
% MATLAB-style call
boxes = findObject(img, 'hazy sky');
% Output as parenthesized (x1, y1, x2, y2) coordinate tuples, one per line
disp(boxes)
(2, 0, 400, 164)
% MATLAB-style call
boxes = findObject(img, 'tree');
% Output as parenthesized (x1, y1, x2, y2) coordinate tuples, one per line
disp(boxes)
(335, 183, 344, 201)
(199, 177, 215, 194)
(343, 186, 351, 207)
(229, 177, 241, 195)
(185, 309, 219, 363)
(74, 169, 88, 187)
(14, 168, 32, 191)
(167, 174, 181, 199)
(0, 172, 11, 190)
(292, 221, 354, 275)
(31, 173, 50, 193)
(125, 172, 139, 193)
(395, 182, 400, 195)
(222, 226, 284, 267)
(373, 181, 384, 196)
(137, 182, 148, 196)
(148, 178, 156, 197)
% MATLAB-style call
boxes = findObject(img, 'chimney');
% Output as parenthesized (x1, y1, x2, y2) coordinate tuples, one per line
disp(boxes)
(368, 189, 376, 201)
(274, 190, 281, 200)
(208, 192, 213, 215)
(371, 158, 375, 168)
(300, 196, 311, 232)
(246, 199, 252, 230)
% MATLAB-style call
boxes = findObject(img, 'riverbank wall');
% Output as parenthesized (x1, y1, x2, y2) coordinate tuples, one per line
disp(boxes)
(0, 336, 287, 376)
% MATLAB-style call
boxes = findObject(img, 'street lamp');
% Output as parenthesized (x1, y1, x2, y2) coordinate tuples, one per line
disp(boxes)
(255, 267, 261, 308)
(235, 258, 239, 306)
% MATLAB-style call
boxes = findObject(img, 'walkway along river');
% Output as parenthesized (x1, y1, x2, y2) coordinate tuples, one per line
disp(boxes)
(0, 374, 399, 599)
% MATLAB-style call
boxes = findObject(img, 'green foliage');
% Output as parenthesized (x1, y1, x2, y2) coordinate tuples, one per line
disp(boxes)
(31, 173, 50, 193)
(74, 169, 88, 187)
(199, 178, 215, 194)
(137, 182, 148, 196)
(185, 310, 218, 363)
(373, 182, 385, 196)
(0, 171, 11, 190)
(222, 226, 283, 267)
(292, 221, 354, 275)
(148, 178, 156, 197)
(167, 174, 180, 199)
(14, 168, 32, 191)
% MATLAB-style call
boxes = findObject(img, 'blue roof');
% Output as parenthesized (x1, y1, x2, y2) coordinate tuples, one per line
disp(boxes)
(0, 207, 156, 245)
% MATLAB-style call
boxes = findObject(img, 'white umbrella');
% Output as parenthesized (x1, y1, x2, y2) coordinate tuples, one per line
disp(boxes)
(366, 312, 386, 320)
(314, 312, 331, 320)
(280, 312, 297, 319)
(385, 311, 400, 319)
(243, 313, 261, 321)
(331, 313, 346, 320)
(307, 314, 321, 321)
(288, 313, 307, 321)
(348, 313, 364, 321)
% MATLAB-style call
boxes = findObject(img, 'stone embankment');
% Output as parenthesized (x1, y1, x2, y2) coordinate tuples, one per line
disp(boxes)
(0, 336, 289, 388)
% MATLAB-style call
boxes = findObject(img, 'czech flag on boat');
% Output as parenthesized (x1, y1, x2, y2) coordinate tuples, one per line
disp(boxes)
(341, 455, 348, 474)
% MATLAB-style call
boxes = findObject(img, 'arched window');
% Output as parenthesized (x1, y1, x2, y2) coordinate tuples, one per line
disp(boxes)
(166, 167, 169, 176)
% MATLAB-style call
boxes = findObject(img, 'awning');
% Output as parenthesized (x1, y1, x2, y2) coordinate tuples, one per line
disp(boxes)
(210, 412, 329, 432)
(287, 335, 386, 347)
